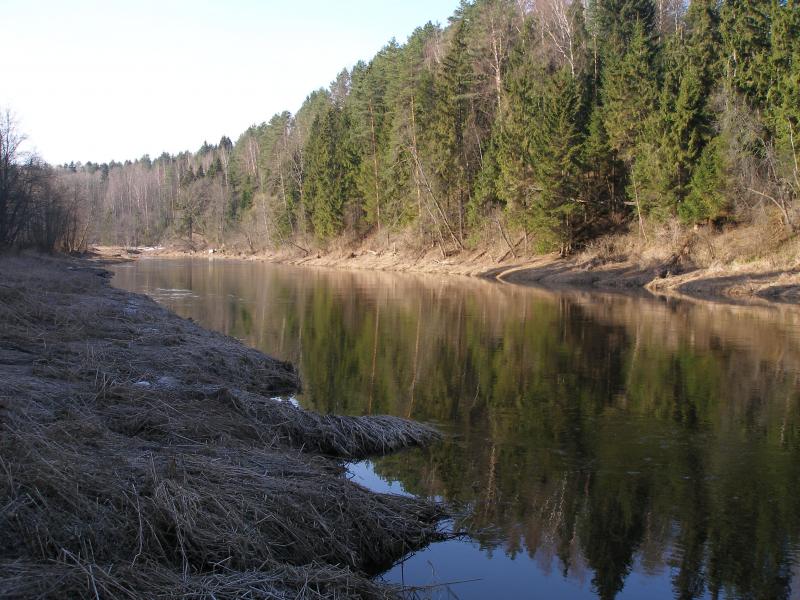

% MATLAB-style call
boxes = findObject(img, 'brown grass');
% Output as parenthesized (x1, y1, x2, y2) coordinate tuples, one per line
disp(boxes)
(0, 254, 445, 599)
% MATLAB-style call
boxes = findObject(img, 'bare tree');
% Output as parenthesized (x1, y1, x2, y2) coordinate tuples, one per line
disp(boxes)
(0, 110, 34, 247)
(25, 166, 68, 251)
(538, 0, 582, 76)
(470, 0, 524, 112)
(654, 0, 688, 38)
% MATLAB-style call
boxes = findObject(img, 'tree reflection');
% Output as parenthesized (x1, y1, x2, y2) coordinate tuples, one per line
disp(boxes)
(114, 261, 800, 599)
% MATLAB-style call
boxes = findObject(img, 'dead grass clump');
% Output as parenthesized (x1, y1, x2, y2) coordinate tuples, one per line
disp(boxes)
(215, 387, 442, 458)
(580, 213, 800, 274)
(2, 411, 443, 575)
(703, 210, 799, 268)
(0, 558, 399, 599)
(0, 255, 446, 599)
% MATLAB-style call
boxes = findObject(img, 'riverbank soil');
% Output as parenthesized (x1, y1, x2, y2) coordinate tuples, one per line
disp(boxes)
(495, 222, 800, 304)
(0, 254, 445, 599)
(121, 219, 800, 305)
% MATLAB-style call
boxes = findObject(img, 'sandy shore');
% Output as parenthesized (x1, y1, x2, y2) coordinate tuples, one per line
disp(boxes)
(0, 253, 445, 599)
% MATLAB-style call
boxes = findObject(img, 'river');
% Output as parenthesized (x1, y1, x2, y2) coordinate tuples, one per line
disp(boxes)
(111, 258, 800, 600)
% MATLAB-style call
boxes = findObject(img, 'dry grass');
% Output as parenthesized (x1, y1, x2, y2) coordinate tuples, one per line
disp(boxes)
(580, 212, 800, 272)
(0, 254, 445, 599)
(0, 559, 398, 599)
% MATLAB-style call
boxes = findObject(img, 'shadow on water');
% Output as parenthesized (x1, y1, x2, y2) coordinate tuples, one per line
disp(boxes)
(112, 258, 800, 600)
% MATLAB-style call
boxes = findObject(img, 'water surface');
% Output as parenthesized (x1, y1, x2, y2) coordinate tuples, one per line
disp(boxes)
(112, 258, 800, 600)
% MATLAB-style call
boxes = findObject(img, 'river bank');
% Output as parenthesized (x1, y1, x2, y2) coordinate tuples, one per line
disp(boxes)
(99, 222, 800, 305)
(0, 254, 445, 599)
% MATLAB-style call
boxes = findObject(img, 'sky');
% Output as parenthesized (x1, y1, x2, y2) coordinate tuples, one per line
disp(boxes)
(2, 0, 460, 165)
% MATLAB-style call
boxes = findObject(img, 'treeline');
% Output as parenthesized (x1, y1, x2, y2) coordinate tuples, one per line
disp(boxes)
(0, 112, 87, 252)
(59, 0, 800, 254)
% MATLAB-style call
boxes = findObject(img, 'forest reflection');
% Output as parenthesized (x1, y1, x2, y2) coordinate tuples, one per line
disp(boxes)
(113, 259, 800, 600)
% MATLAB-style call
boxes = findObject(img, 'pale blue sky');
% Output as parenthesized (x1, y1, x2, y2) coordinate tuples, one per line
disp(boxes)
(2, 0, 460, 164)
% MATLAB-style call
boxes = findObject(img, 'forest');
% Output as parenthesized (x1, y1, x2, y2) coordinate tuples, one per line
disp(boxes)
(4, 0, 800, 256)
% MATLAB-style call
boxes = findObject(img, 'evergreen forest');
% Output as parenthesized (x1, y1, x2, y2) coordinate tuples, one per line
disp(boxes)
(6, 0, 800, 255)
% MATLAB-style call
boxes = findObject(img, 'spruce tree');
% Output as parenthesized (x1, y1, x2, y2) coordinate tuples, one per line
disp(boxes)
(601, 22, 658, 222)
(602, 21, 658, 164)
(293, 89, 336, 234)
(498, 67, 587, 252)
(720, 0, 772, 105)
(768, 1, 800, 198)
(680, 136, 728, 223)
(257, 112, 299, 239)
(430, 18, 474, 243)
(589, 0, 656, 55)
(584, 109, 623, 217)
(383, 24, 440, 229)
(304, 104, 360, 240)
(600, 19, 660, 226)
(642, 0, 721, 221)
(349, 43, 400, 232)
(670, 0, 721, 199)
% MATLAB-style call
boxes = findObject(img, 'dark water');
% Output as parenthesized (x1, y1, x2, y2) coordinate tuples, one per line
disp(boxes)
(112, 258, 800, 600)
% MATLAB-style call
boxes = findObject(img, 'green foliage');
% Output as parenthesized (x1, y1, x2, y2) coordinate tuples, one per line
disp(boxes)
(680, 137, 729, 223)
(349, 44, 399, 230)
(382, 24, 440, 227)
(469, 130, 503, 225)
(583, 106, 622, 217)
(630, 124, 675, 221)
(720, 0, 772, 104)
(59, 0, 800, 249)
(498, 65, 587, 251)
(429, 19, 474, 240)
(601, 21, 658, 164)
(663, 0, 720, 198)
(588, 0, 656, 55)
(767, 2, 800, 195)
(304, 103, 361, 240)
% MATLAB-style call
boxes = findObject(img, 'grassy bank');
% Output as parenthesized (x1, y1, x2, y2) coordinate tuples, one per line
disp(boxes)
(0, 255, 445, 599)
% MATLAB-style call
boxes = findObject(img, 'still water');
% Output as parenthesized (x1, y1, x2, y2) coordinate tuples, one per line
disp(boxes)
(112, 258, 800, 600)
